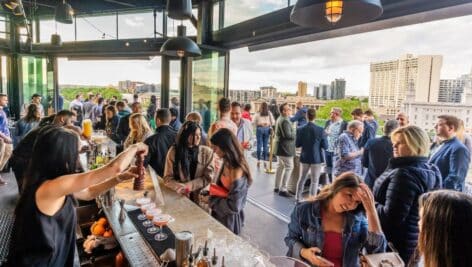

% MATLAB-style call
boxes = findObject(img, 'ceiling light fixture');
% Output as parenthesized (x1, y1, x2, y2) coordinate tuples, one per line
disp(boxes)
(1, 0, 20, 10)
(290, 0, 383, 28)
(160, 25, 201, 58)
(55, 0, 74, 24)
(166, 0, 192, 20)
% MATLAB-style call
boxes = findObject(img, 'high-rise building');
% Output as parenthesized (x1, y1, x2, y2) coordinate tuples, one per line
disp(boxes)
(118, 80, 145, 94)
(297, 81, 307, 97)
(438, 79, 466, 103)
(369, 54, 443, 117)
(331, 78, 346, 99)
(314, 78, 346, 100)
(260, 86, 277, 99)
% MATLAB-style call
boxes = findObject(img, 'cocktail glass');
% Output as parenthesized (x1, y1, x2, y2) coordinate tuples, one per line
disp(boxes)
(153, 214, 172, 241)
(141, 203, 156, 227)
(135, 197, 152, 220)
(145, 208, 162, 234)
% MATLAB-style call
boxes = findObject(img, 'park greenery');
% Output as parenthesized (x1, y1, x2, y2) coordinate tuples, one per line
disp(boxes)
(60, 87, 123, 102)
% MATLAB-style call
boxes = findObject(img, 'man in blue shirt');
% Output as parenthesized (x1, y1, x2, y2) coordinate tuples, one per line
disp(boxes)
(290, 101, 307, 127)
(351, 108, 375, 148)
(429, 115, 470, 192)
(0, 94, 12, 185)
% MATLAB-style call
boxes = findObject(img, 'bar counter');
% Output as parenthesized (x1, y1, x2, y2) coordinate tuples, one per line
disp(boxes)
(102, 174, 274, 267)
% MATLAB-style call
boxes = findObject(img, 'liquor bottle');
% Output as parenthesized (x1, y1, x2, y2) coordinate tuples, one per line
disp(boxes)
(197, 241, 210, 267)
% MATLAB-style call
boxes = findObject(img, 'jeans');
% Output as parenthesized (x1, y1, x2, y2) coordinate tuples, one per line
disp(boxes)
(256, 126, 270, 161)
(295, 163, 322, 201)
(275, 156, 294, 192)
(324, 151, 336, 184)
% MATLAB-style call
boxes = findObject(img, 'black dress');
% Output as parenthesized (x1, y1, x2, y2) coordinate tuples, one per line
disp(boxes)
(7, 183, 78, 267)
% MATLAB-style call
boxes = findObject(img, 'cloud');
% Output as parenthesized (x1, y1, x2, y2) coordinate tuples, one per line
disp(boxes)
(124, 17, 145, 27)
(229, 15, 472, 95)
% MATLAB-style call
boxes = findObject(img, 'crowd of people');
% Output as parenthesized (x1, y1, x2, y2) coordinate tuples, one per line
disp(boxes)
(0, 91, 471, 266)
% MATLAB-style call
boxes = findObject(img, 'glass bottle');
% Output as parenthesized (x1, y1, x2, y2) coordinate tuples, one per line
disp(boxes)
(197, 241, 210, 267)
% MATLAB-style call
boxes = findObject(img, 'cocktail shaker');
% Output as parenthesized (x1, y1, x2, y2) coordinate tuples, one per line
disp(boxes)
(175, 231, 193, 267)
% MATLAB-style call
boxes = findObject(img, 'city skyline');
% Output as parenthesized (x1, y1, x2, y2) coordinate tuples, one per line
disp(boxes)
(57, 14, 472, 97)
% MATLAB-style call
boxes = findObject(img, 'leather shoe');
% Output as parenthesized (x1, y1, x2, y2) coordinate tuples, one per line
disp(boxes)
(278, 191, 291, 197)
(273, 188, 279, 193)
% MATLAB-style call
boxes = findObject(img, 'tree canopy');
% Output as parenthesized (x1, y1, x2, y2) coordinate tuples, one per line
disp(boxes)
(60, 87, 122, 102)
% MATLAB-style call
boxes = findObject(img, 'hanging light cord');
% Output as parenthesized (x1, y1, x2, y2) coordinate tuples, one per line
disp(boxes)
(79, 16, 116, 39)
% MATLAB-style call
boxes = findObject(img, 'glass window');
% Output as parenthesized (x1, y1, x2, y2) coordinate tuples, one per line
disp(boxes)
(118, 10, 157, 39)
(191, 50, 226, 132)
(76, 15, 117, 41)
(21, 56, 49, 114)
(1, 56, 7, 94)
(223, 0, 288, 28)
(0, 15, 7, 39)
(39, 19, 76, 43)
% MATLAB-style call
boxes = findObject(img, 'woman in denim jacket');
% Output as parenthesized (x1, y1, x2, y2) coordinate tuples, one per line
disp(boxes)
(285, 172, 386, 267)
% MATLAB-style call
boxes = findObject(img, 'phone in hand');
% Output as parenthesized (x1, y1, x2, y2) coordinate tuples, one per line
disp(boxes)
(314, 253, 335, 267)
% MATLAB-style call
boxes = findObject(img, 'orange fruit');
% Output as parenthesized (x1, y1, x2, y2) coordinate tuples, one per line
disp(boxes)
(91, 223, 106, 236)
(98, 217, 108, 225)
(103, 229, 113, 238)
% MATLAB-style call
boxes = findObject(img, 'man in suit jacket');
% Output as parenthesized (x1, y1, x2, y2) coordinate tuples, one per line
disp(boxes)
(363, 120, 399, 189)
(295, 108, 328, 201)
(429, 115, 470, 192)
(144, 108, 177, 178)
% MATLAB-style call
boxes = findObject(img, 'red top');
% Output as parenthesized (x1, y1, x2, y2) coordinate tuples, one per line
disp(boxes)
(241, 111, 252, 121)
(322, 231, 343, 267)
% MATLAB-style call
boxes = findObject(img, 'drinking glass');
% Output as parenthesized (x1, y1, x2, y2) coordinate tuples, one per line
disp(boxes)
(135, 197, 152, 220)
(82, 119, 93, 139)
(153, 214, 172, 241)
(145, 208, 162, 234)
(141, 203, 156, 227)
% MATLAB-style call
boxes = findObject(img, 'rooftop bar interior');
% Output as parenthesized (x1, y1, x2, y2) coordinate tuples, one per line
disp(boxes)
(0, 0, 472, 267)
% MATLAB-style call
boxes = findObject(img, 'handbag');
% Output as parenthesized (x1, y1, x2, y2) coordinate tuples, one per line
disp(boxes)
(361, 242, 405, 267)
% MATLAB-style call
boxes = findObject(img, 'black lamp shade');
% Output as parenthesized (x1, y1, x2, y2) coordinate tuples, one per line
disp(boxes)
(160, 37, 202, 58)
(55, 1, 73, 24)
(290, 0, 383, 28)
(51, 34, 62, 46)
(1, 0, 20, 10)
(166, 0, 192, 20)
(12, 3, 23, 16)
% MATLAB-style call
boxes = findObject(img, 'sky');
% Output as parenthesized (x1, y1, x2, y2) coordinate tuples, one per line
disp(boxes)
(57, 11, 472, 97)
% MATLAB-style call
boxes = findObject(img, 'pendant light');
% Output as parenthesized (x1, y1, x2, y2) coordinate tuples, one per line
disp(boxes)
(1, 0, 20, 10)
(290, 0, 383, 28)
(160, 25, 201, 58)
(166, 0, 192, 20)
(55, 0, 74, 24)
(50, 21, 62, 47)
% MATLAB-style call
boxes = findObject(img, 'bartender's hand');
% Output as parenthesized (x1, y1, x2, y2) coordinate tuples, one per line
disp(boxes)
(300, 247, 334, 267)
(117, 166, 139, 182)
(176, 183, 190, 196)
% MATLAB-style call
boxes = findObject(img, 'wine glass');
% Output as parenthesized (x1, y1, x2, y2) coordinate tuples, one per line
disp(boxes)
(145, 208, 162, 234)
(153, 214, 172, 241)
(141, 203, 156, 227)
(136, 197, 152, 221)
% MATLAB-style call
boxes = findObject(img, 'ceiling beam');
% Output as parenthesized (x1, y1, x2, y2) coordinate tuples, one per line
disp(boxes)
(212, 0, 472, 50)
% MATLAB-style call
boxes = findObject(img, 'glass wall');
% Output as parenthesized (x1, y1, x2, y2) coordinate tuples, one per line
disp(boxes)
(118, 10, 158, 39)
(39, 19, 75, 43)
(0, 15, 8, 39)
(21, 56, 50, 114)
(0, 56, 7, 94)
(191, 50, 226, 132)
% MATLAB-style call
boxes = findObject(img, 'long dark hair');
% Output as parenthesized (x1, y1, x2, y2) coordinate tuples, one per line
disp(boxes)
(259, 102, 269, 116)
(314, 172, 364, 213)
(210, 128, 252, 185)
(174, 121, 201, 180)
(418, 190, 472, 267)
(24, 104, 40, 123)
(23, 126, 80, 189)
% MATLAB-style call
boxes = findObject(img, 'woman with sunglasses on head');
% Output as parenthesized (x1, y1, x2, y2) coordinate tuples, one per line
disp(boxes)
(208, 128, 252, 235)
(285, 172, 386, 267)
(6, 126, 147, 266)
(163, 120, 214, 205)
(123, 113, 152, 149)
(373, 126, 442, 264)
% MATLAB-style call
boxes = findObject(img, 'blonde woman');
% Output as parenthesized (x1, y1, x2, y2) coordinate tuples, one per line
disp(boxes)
(373, 126, 442, 264)
(123, 113, 152, 149)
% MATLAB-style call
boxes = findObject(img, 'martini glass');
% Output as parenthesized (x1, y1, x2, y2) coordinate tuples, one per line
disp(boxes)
(141, 203, 156, 227)
(153, 214, 172, 241)
(136, 197, 151, 221)
(145, 208, 162, 234)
